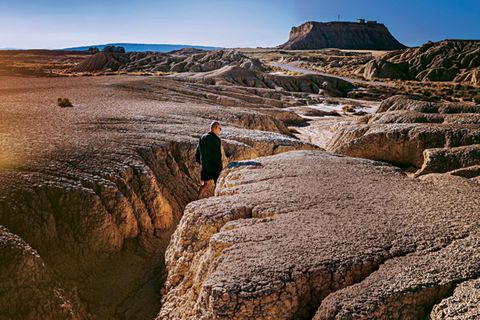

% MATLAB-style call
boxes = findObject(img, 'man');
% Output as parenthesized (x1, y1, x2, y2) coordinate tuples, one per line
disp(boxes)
(196, 121, 223, 199)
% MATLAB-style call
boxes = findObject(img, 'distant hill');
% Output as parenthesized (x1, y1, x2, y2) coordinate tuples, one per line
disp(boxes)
(361, 40, 480, 85)
(63, 43, 223, 53)
(279, 20, 406, 50)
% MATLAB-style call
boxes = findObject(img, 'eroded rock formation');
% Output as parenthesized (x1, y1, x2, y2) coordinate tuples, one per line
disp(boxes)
(0, 226, 87, 320)
(170, 65, 354, 97)
(328, 95, 480, 178)
(430, 278, 480, 319)
(278, 21, 406, 50)
(158, 150, 480, 319)
(71, 49, 265, 74)
(0, 75, 317, 319)
(360, 40, 480, 85)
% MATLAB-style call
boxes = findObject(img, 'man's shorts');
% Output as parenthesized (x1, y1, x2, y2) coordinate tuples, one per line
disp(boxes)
(201, 170, 221, 183)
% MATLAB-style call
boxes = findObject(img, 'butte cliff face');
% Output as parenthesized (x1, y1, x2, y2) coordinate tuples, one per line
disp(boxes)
(279, 21, 406, 50)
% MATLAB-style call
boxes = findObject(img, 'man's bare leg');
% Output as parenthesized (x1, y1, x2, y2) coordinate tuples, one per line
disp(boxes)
(197, 180, 213, 200)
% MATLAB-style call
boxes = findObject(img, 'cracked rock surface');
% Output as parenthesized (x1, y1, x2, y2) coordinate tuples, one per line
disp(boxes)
(430, 278, 480, 319)
(0, 75, 316, 319)
(159, 150, 480, 319)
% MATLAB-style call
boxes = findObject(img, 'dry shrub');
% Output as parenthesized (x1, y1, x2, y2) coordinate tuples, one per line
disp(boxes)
(473, 94, 480, 104)
(57, 98, 73, 108)
(342, 105, 356, 113)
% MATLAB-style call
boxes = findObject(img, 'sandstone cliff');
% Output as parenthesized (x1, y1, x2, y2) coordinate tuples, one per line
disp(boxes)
(278, 21, 406, 50)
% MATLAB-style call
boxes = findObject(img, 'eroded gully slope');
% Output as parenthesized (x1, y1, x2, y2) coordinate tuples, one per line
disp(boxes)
(0, 75, 317, 319)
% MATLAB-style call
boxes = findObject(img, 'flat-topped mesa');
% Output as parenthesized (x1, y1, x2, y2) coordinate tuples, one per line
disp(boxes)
(279, 20, 406, 50)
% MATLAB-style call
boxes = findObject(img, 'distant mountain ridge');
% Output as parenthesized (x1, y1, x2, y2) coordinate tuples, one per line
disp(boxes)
(63, 43, 223, 53)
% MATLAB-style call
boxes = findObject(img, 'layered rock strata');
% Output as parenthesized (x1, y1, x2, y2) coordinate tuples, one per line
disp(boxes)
(71, 49, 265, 74)
(361, 40, 480, 85)
(169, 65, 354, 97)
(158, 150, 480, 319)
(328, 95, 480, 177)
(279, 21, 405, 50)
(0, 75, 317, 319)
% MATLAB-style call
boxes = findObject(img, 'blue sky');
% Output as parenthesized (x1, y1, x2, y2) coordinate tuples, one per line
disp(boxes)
(0, 0, 479, 49)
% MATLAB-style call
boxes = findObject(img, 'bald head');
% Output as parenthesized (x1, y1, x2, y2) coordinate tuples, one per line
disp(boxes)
(210, 121, 222, 136)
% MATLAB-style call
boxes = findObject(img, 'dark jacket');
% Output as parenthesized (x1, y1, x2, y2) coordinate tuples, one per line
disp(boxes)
(195, 132, 222, 172)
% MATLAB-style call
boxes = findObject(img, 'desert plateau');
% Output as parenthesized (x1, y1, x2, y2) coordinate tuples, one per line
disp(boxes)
(1, 2, 480, 319)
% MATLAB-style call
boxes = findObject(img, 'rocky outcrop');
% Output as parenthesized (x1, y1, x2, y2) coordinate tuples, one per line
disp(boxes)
(377, 95, 480, 113)
(158, 151, 480, 319)
(71, 49, 265, 74)
(170, 65, 354, 97)
(328, 95, 480, 176)
(0, 226, 88, 319)
(315, 219, 480, 319)
(363, 58, 410, 80)
(278, 21, 406, 50)
(0, 75, 317, 319)
(430, 278, 480, 319)
(415, 144, 480, 176)
(448, 165, 480, 179)
(361, 40, 480, 85)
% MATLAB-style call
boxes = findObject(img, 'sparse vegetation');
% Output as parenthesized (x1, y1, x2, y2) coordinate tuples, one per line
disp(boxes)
(342, 105, 356, 113)
(57, 98, 73, 107)
(102, 45, 126, 53)
(88, 47, 100, 54)
(474, 94, 480, 104)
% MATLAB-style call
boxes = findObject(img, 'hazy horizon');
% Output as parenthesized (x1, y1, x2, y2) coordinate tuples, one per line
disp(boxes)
(1, 0, 479, 50)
